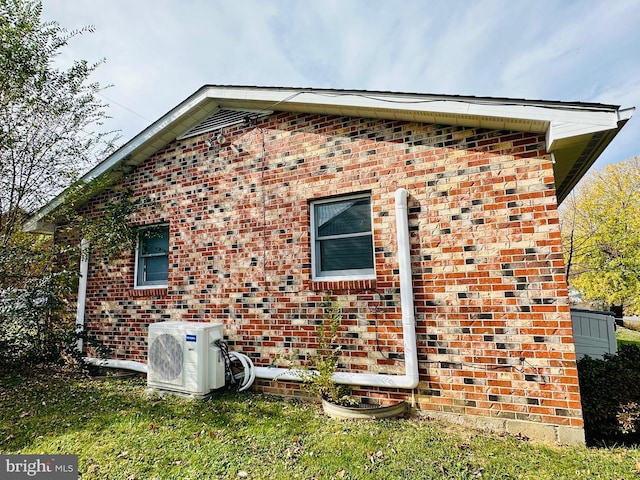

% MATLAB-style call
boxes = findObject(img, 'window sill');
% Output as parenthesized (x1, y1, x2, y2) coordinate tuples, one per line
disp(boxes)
(130, 287, 168, 298)
(310, 278, 377, 293)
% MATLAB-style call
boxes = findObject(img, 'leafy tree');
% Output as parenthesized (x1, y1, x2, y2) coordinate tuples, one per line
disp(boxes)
(0, 0, 117, 245)
(0, 0, 129, 367)
(560, 156, 640, 314)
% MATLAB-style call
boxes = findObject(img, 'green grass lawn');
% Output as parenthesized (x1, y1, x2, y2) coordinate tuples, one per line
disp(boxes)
(617, 326, 640, 347)
(0, 369, 638, 479)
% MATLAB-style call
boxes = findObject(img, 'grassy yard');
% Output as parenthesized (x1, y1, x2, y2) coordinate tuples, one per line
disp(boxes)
(0, 369, 639, 479)
(617, 326, 640, 347)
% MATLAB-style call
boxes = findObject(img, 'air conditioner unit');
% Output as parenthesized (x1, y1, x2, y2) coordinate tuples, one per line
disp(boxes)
(147, 321, 225, 397)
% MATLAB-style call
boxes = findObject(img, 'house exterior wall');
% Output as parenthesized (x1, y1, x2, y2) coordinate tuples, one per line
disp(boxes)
(74, 111, 583, 439)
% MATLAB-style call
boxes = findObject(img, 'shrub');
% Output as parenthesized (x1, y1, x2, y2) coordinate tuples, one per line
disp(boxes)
(277, 295, 357, 406)
(0, 270, 81, 368)
(578, 344, 640, 444)
(0, 187, 139, 371)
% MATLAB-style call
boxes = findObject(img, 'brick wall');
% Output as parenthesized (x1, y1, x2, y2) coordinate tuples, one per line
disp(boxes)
(76, 111, 582, 434)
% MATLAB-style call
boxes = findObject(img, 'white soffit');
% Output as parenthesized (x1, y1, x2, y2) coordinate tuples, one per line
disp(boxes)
(204, 87, 623, 149)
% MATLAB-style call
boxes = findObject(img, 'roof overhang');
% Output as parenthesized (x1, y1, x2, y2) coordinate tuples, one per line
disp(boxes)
(23, 85, 634, 233)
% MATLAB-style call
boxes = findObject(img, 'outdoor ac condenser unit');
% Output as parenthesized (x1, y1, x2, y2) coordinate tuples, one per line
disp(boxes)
(147, 321, 225, 397)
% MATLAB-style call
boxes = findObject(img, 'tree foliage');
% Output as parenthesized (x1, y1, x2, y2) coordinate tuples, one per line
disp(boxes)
(0, 0, 117, 242)
(0, 0, 129, 368)
(560, 156, 640, 313)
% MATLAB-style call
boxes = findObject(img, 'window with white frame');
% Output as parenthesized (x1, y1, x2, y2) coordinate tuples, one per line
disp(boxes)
(311, 194, 375, 279)
(135, 225, 169, 288)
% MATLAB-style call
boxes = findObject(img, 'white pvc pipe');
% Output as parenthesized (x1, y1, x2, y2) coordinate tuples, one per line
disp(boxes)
(80, 189, 419, 391)
(395, 187, 420, 385)
(76, 240, 147, 374)
(84, 357, 148, 373)
(76, 239, 90, 352)
(255, 188, 420, 389)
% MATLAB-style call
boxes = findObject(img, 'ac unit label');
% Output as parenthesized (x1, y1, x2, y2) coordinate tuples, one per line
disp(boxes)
(185, 334, 197, 342)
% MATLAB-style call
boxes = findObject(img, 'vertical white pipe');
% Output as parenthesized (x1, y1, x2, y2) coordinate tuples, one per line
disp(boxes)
(254, 188, 420, 389)
(394, 188, 419, 384)
(76, 239, 90, 352)
(91, 190, 421, 389)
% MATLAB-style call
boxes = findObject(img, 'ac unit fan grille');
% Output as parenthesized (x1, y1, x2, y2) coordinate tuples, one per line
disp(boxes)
(149, 333, 183, 381)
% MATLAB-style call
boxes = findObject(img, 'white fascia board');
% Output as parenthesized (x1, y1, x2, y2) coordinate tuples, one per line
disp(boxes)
(86, 89, 214, 179)
(206, 87, 622, 149)
(546, 113, 623, 151)
(619, 106, 636, 123)
(205, 87, 615, 123)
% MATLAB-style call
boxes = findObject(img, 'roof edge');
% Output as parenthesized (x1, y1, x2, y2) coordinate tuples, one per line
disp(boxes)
(23, 86, 633, 233)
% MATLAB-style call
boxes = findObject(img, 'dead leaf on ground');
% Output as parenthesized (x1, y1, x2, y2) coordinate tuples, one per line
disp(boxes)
(367, 450, 384, 465)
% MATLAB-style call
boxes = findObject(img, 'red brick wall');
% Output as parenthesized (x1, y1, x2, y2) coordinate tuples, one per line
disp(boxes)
(77, 111, 582, 430)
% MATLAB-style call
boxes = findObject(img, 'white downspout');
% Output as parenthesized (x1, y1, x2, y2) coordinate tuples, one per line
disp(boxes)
(254, 188, 420, 389)
(76, 238, 90, 353)
(79, 238, 149, 373)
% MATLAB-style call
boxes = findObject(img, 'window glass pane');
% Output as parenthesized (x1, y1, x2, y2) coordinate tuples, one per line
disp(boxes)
(316, 198, 371, 237)
(145, 256, 169, 282)
(141, 229, 169, 256)
(137, 225, 169, 286)
(319, 236, 373, 272)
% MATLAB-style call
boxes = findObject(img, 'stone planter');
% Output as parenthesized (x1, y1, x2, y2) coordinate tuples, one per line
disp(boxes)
(322, 399, 408, 420)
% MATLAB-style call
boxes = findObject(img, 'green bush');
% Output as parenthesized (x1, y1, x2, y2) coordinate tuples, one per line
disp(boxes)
(578, 344, 640, 444)
(0, 268, 111, 370)
(0, 271, 78, 368)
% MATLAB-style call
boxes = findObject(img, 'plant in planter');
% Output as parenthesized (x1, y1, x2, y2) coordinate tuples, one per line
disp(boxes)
(296, 295, 358, 407)
(278, 294, 408, 419)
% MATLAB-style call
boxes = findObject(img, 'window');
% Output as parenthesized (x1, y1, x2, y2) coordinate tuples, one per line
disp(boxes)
(311, 194, 375, 279)
(135, 225, 169, 288)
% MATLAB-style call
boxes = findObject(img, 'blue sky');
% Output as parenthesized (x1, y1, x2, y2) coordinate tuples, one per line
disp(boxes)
(42, 0, 640, 176)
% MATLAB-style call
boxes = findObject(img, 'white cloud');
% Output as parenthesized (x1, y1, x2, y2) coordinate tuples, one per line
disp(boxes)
(40, 0, 640, 170)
